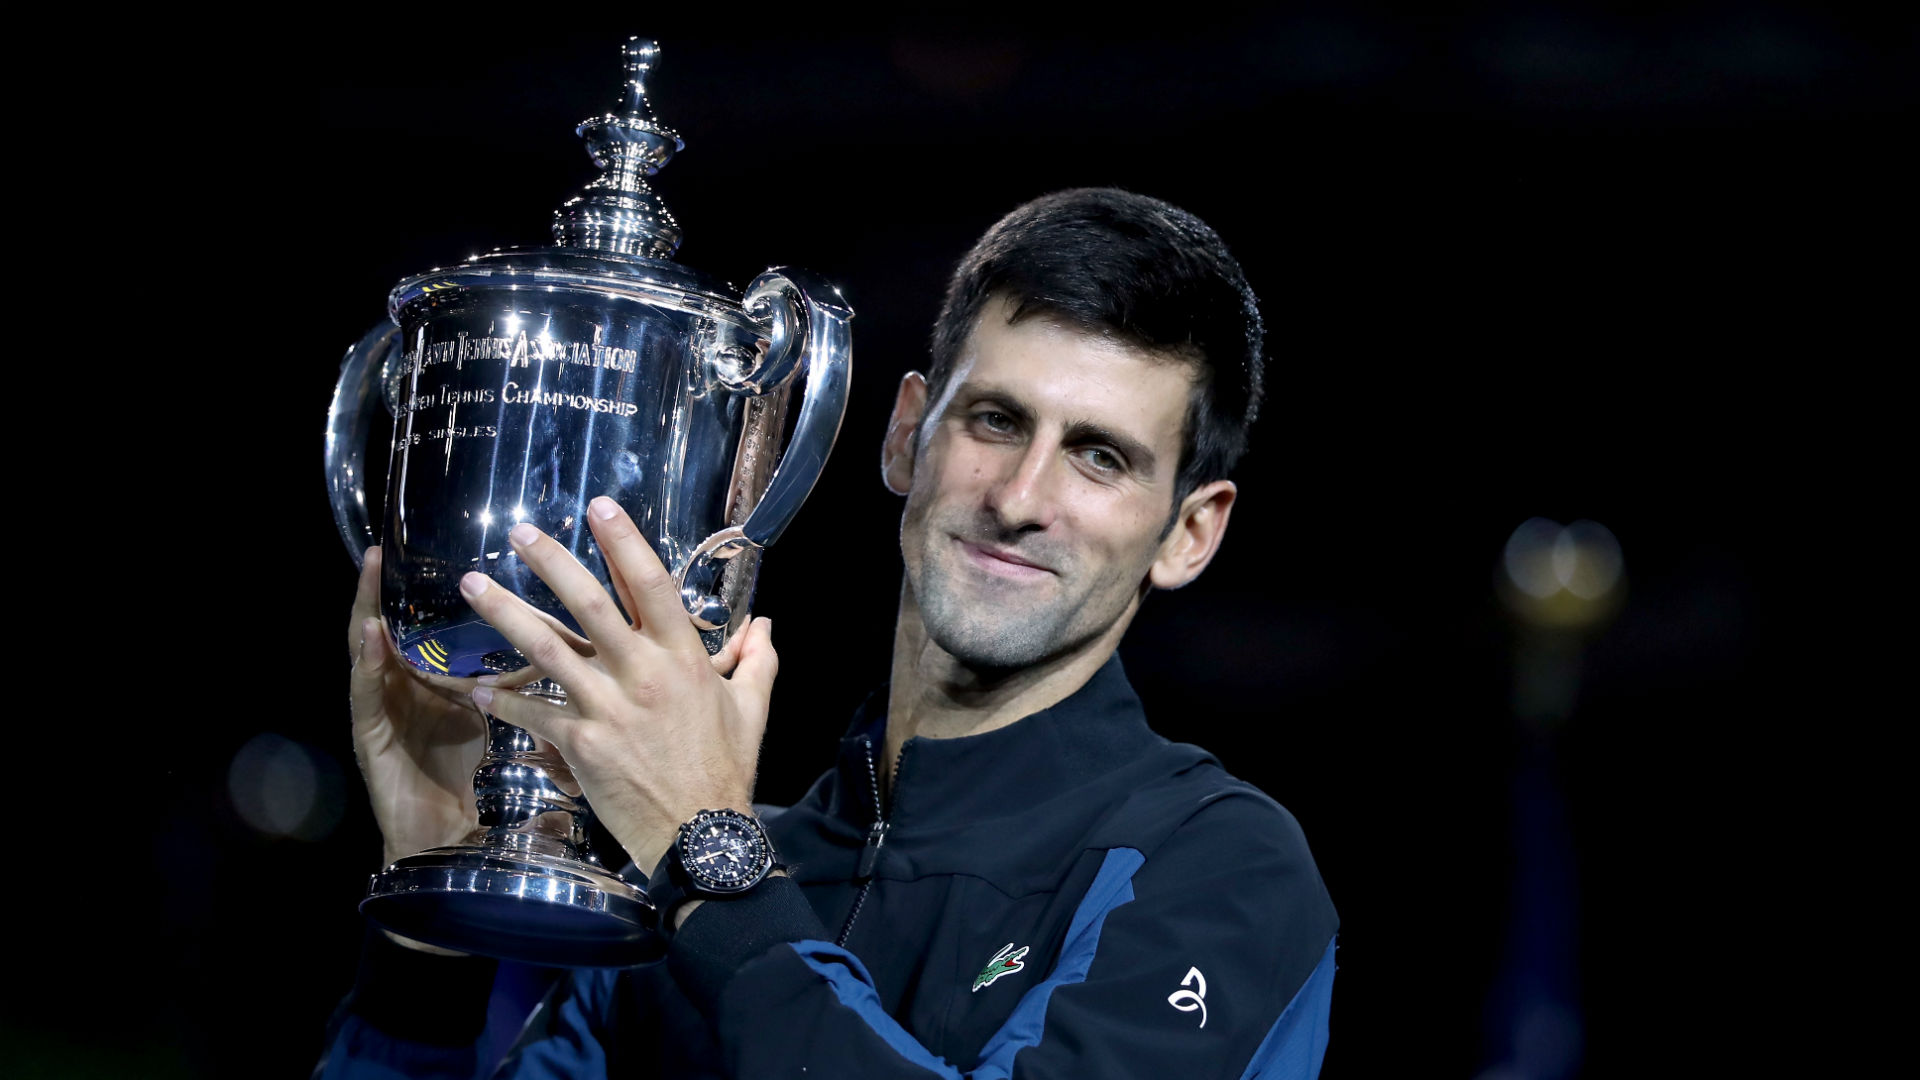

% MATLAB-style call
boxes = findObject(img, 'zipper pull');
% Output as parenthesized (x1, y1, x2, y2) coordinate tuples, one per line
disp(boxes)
(856, 819, 890, 881)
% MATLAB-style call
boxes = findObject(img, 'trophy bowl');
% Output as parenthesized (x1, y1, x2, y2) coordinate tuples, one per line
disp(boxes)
(323, 37, 850, 967)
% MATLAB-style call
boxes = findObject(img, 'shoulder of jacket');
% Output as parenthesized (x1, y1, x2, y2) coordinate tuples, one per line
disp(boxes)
(1086, 755, 1303, 859)
(1093, 764, 1339, 943)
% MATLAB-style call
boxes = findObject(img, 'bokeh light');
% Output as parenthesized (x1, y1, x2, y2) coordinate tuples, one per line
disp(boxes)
(1499, 518, 1625, 627)
(1553, 520, 1624, 599)
(227, 733, 347, 841)
(1503, 518, 1568, 599)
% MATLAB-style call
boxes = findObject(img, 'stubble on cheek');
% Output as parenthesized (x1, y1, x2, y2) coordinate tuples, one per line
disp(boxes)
(897, 485, 935, 601)
(907, 516, 1090, 667)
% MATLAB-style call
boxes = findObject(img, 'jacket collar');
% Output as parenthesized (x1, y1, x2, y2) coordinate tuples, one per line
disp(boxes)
(822, 652, 1165, 831)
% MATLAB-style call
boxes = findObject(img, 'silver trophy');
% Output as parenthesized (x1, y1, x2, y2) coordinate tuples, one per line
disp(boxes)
(323, 37, 851, 966)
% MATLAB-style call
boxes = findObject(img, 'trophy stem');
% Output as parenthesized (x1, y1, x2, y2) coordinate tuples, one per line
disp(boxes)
(471, 712, 595, 860)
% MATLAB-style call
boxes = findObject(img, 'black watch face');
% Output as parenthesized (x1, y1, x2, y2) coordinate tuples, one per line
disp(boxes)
(679, 811, 772, 893)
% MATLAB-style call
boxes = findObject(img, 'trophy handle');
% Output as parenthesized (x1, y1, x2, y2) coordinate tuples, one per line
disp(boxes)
(324, 321, 405, 567)
(678, 268, 851, 628)
(735, 267, 852, 547)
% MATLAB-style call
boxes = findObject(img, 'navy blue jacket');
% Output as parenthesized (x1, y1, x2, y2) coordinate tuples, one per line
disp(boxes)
(320, 655, 1339, 1078)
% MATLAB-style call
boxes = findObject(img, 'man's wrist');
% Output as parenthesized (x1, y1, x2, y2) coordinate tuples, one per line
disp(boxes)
(671, 899, 704, 932)
(355, 923, 498, 1045)
(669, 868, 788, 932)
(381, 928, 470, 957)
(649, 808, 780, 936)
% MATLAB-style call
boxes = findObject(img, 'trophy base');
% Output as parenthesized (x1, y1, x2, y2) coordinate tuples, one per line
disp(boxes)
(361, 843, 663, 968)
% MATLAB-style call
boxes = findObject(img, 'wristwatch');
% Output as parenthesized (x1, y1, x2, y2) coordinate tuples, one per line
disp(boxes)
(648, 808, 778, 935)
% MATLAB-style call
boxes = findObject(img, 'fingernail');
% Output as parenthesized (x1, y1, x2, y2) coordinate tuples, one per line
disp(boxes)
(476, 674, 500, 686)
(759, 616, 773, 639)
(460, 572, 490, 599)
(590, 496, 618, 521)
(472, 686, 494, 709)
(509, 522, 539, 546)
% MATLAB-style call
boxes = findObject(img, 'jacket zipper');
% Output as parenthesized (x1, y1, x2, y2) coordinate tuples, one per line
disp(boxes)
(836, 737, 899, 947)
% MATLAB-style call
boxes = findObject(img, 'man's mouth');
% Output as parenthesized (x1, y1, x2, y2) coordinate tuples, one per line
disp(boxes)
(956, 539, 1055, 580)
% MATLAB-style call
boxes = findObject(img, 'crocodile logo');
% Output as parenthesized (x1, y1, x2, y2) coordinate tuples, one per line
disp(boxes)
(972, 942, 1030, 992)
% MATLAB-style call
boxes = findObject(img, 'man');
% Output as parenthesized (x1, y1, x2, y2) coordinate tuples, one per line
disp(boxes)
(321, 188, 1338, 1078)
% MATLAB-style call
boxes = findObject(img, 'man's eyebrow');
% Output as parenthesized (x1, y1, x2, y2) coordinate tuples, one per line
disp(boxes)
(948, 382, 1035, 427)
(1062, 421, 1158, 477)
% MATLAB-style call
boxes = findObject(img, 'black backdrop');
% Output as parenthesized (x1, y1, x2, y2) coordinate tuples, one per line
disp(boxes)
(44, 11, 1907, 1078)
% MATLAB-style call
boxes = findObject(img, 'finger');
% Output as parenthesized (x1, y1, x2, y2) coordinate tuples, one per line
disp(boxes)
(602, 536, 641, 630)
(586, 496, 701, 650)
(417, 665, 527, 701)
(709, 628, 749, 676)
(726, 617, 779, 732)
(347, 546, 383, 659)
(528, 606, 598, 659)
(459, 571, 604, 699)
(470, 684, 576, 751)
(506, 522, 635, 660)
(464, 665, 549, 691)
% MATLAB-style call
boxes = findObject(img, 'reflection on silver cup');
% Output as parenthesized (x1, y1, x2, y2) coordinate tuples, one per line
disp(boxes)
(323, 36, 851, 967)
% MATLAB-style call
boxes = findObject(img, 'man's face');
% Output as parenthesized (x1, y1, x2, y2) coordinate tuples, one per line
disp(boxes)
(894, 300, 1197, 670)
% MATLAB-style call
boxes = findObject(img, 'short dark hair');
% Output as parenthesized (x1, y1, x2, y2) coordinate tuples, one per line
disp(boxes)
(926, 188, 1265, 502)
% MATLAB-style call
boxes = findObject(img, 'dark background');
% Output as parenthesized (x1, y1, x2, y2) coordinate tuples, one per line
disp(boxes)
(40, 10, 1907, 1078)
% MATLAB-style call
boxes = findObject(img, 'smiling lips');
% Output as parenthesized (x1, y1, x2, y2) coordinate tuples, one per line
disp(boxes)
(957, 539, 1055, 580)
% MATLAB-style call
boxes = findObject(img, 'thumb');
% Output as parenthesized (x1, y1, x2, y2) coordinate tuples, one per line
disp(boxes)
(349, 617, 395, 726)
(727, 617, 779, 726)
(708, 624, 750, 676)
(347, 546, 384, 659)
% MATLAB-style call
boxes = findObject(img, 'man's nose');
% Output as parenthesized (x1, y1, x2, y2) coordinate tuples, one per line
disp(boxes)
(984, 442, 1059, 532)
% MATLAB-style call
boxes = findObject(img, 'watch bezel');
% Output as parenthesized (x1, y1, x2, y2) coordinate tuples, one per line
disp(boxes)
(674, 808, 774, 895)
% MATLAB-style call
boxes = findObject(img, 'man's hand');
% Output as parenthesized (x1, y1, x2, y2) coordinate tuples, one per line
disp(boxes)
(460, 495, 778, 874)
(347, 546, 489, 868)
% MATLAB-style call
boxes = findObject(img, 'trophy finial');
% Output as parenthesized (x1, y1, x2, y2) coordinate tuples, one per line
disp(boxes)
(622, 37, 661, 119)
(554, 36, 686, 258)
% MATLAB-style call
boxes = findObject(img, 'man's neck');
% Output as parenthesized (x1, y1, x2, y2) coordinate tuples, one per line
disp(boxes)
(881, 581, 1136, 795)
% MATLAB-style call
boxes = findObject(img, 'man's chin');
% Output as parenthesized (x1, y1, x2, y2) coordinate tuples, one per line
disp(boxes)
(928, 628, 1051, 674)
(922, 599, 1083, 671)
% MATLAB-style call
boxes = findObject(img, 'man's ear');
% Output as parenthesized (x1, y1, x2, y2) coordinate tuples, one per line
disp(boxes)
(1148, 480, 1236, 590)
(881, 372, 930, 496)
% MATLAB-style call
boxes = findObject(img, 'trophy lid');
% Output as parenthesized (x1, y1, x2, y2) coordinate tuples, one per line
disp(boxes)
(391, 37, 752, 323)
(553, 37, 686, 258)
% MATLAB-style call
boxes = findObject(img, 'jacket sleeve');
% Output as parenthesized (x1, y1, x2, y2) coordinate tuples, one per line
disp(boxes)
(671, 795, 1340, 1080)
(315, 929, 582, 1080)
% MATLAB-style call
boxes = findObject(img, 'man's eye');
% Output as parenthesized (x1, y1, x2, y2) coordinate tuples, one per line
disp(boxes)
(974, 411, 1014, 433)
(1080, 447, 1122, 472)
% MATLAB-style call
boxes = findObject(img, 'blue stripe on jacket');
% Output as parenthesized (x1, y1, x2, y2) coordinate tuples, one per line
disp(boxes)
(790, 846, 1146, 1080)
(1238, 935, 1337, 1079)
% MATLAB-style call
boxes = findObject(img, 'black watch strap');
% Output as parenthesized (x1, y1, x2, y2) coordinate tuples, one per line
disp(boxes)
(645, 858, 789, 936)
